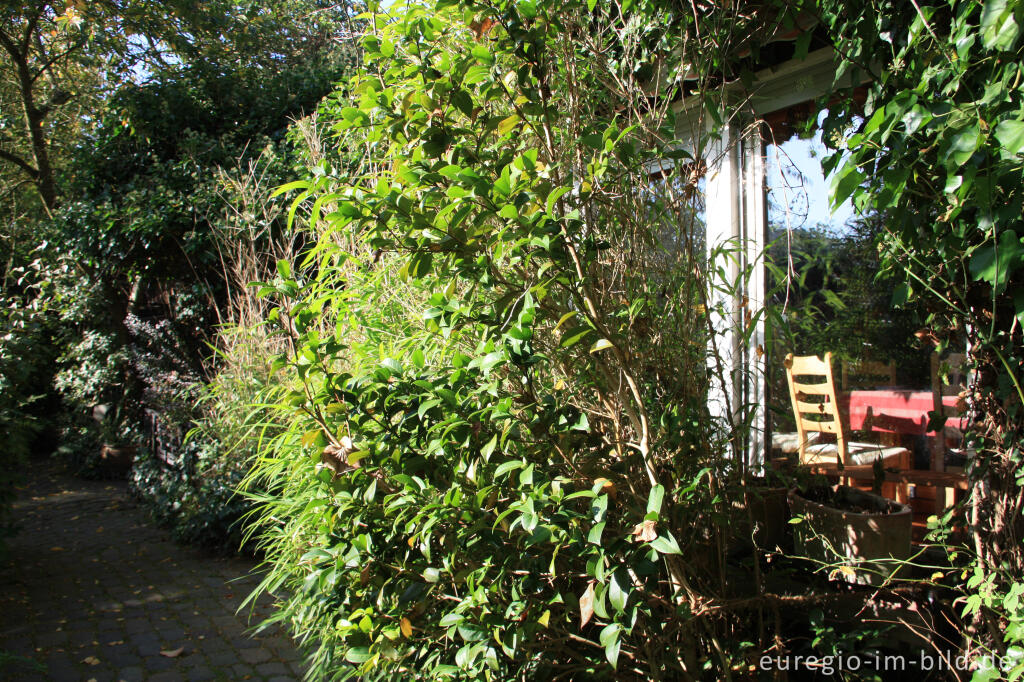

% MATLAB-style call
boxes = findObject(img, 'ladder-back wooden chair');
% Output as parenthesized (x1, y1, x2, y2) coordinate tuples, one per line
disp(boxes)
(785, 352, 912, 502)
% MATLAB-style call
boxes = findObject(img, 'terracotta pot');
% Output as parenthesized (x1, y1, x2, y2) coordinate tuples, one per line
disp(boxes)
(100, 444, 137, 476)
(789, 486, 912, 587)
(734, 486, 789, 553)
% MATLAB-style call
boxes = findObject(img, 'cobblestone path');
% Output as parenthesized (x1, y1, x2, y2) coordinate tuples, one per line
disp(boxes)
(0, 466, 304, 681)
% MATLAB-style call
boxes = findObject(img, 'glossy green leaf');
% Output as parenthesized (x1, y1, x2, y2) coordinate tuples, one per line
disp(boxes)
(650, 532, 682, 555)
(494, 460, 525, 479)
(947, 123, 982, 167)
(646, 484, 665, 516)
(970, 229, 1024, 291)
(981, 0, 1021, 50)
(497, 115, 520, 136)
(559, 325, 592, 348)
(995, 119, 1024, 155)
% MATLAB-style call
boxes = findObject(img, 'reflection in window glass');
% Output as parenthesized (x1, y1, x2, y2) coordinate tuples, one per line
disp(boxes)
(645, 162, 706, 258)
(765, 115, 855, 236)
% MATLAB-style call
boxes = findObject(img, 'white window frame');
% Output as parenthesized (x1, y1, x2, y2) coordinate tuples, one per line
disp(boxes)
(677, 47, 845, 468)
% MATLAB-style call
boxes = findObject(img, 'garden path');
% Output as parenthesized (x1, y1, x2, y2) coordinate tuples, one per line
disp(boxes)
(0, 464, 303, 681)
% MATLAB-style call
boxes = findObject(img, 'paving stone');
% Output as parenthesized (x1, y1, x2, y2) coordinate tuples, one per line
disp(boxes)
(186, 666, 218, 681)
(68, 628, 99, 647)
(0, 464, 304, 682)
(139, 653, 176, 672)
(154, 630, 188, 645)
(232, 635, 262, 651)
(206, 649, 239, 667)
(123, 618, 151, 635)
(239, 646, 272, 664)
(35, 631, 69, 649)
(129, 635, 163, 656)
(256, 661, 291, 676)
(45, 658, 81, 680)
(150, 671, 186, 682)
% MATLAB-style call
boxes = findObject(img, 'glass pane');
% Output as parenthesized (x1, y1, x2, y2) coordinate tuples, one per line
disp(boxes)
(765, 118, 854, 235)
(646, 163, 706, 257)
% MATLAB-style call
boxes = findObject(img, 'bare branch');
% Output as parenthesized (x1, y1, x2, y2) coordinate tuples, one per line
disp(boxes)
(30, 40, 83, 85)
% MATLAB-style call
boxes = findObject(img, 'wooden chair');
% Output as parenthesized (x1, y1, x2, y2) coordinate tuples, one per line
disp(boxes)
(784, 352, 912, 502)
(841, 358, 898, 391)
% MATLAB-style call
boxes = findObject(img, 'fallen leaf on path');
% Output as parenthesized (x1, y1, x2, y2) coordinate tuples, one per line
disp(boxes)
(159, 647, 185, 658)
(81, 656, 100, 665)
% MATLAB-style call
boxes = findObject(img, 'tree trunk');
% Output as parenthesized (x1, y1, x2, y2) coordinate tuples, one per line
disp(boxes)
(0, 15, 59, 212)
(16, 51, 57, 211)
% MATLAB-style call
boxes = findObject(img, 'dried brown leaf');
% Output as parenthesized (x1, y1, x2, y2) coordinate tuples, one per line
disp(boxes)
(579, 581, 595, 629)
(631, 519, 658, 543)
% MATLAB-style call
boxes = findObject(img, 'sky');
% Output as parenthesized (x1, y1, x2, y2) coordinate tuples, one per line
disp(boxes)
(765, 123, 857, 235)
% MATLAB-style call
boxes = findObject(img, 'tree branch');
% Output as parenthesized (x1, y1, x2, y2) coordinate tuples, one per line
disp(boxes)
(20, 5, 45, 55)
(0, 146, 39, 179)
(0, 177, 32, 204)
(30, 41, 82, 85)
(0, 26, 22, 60)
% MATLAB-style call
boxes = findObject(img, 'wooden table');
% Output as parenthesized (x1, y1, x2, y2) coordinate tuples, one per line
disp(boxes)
(841, 389, 964, 435)
(840, 389, 968, 511)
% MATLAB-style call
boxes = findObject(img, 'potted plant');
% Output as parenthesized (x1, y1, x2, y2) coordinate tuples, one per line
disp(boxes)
(731, 472, 791, 554)
(789, 484, 912, 586)
(94, 403, 141, 476)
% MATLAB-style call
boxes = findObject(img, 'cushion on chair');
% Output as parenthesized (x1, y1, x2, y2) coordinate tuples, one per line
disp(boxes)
(771, 432, 821, 454)
(803, 442, 910, 467)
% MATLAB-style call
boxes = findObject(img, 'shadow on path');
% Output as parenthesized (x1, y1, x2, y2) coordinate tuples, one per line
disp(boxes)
(0, 464, 303, 681)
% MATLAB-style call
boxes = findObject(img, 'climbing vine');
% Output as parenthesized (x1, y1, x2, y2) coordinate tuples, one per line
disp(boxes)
(820, 0, 1024, 669)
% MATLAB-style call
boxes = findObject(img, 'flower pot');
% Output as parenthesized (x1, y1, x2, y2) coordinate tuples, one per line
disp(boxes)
(789, 485, 912, 587)
(751, 486, 789, 550)
(100, 444, 137, 476)
(727, 484, 790, 561)
(733, 485, 789, 553)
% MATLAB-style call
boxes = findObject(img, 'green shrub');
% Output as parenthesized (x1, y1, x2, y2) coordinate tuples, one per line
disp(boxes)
(128, 150, 298, 549)
(130, 438, 255, 550)
(0, 293, 59, 553)
(242, 2, 777, 679)
(818, 0, 1024, 671)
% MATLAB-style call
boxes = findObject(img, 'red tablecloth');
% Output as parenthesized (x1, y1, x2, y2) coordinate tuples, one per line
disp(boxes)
(841, 390, 963, 435)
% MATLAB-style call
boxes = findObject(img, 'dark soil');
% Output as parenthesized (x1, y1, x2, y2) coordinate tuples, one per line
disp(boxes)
(797, 485, 903, 515)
